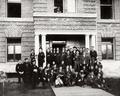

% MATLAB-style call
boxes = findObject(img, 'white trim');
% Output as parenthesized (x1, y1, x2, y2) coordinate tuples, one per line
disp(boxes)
(33, 13, 97, 18)
(0, 18, 33, 22)
(8, 0, 21, 3)
(97, 19, 120, 23)
(67, 0, 75, 12)
(35, 30, 97, 35)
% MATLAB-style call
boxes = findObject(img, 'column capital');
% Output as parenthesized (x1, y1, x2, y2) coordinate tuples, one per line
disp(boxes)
(86, 34, 90, 36)
(91, 34, 96, 36)
(35, 34, 39, 36)
(41, 34, 46, 36)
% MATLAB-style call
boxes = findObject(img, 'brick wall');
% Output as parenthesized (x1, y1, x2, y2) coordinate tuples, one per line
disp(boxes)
(0, 30, 6, 63)
(33, 0, 96, 14)
(82, 0, 96, 14)
(34, 17, 96, 31)
(0, 0, 6, 17)
(0, 18, 34, 63)
(114, 0, 120, 20)
(21, 0, 33, 18)
(33, 0, 48, 13)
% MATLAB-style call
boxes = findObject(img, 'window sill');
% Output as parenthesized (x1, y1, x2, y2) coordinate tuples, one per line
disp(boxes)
(97, 19, 120, 23)
(0, 17, 33, 22)
(33, 13, 97, 18)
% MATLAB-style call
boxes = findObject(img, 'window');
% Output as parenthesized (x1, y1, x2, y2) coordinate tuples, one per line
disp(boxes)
(100, 0, 113, 19)
(54, 0, 63, 13)
(101, 38, 114, 59)
(7, 38, 21, 62)
(7, 0, 21, 17)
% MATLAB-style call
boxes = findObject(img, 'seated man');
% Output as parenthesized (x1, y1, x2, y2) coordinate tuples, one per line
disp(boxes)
(64, 67, 76, 86)
(86, 71, 95, 87)
(51, 62, 58, 85)
(55, 66, 64, 87)
(55, 75, 64, 87)
(94, 72, 110, 90)
(44, 63, 52, 83)
(76, 70, 85, 87)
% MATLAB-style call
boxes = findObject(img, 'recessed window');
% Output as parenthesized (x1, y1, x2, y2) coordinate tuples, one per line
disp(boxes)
(100, 0, 113, 19)
(54, 0, 63, 13)
(101, 38, 114, 59)
(7, 38, 21, 62)
(7, 0, 21, 17)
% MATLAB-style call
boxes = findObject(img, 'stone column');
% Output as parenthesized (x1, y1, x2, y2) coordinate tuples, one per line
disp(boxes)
(35, 34, 39, 66)
(85, 35, 90, 49)
(91, 35, 96, 50)
(41, 34, 46, 68)
(67, 0, 76, 12)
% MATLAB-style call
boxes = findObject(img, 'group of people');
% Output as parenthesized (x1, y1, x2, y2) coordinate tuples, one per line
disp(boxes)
(16, 46, 109, 90)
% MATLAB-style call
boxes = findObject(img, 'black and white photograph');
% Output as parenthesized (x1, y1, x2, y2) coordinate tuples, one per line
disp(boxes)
(0, 0, 120, 96)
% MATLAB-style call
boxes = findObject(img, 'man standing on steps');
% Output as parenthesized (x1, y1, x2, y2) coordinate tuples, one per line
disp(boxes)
(38, 47, 45, 68)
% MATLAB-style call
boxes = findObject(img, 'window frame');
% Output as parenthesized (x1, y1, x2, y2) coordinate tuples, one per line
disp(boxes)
(100, 0, 114, 19)
(101, 37, 114, 60)
(7, 0, 21, 18)
(54, 0, 64, 13)
(7, 38, 21, 62)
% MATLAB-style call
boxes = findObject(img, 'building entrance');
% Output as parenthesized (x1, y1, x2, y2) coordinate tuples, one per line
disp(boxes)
(46, 35, 85, 51)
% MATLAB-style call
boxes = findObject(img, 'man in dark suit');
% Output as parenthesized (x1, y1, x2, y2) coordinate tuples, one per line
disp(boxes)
(56, 48, 61, 67)
(90, 46, 97, 66)
(31, 60, 39, 88)
(90, 46, 97, 60)
(38, 47, 45, 68)
(22, 58, 33, 88)
(46, 48, 52, 66)
(30, 49, 35, 64)
(16, 60, 24, 83)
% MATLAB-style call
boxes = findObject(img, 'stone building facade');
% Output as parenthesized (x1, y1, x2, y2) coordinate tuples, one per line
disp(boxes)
(0, 0, 120, 72)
